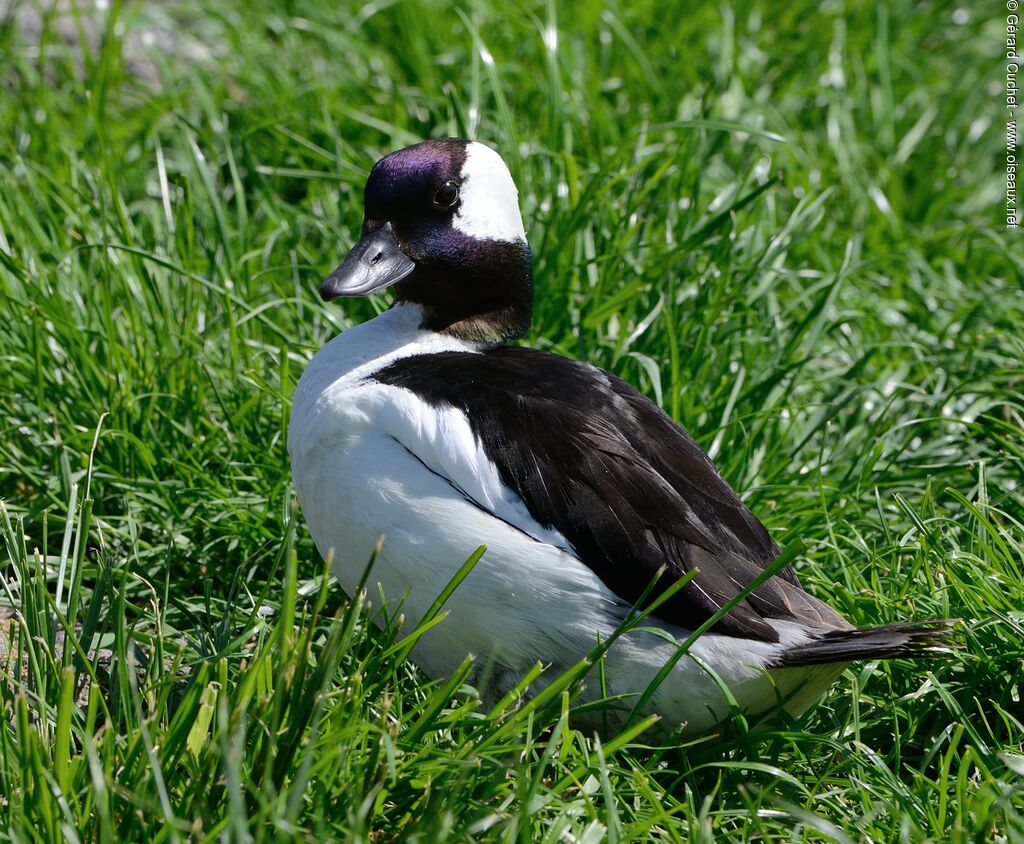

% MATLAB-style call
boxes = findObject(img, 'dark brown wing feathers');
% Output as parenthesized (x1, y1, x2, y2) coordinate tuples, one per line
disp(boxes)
(374, 346, 848, 642)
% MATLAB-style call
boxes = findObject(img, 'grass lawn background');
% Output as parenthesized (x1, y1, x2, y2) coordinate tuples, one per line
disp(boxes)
(1, 0, 1021, 839)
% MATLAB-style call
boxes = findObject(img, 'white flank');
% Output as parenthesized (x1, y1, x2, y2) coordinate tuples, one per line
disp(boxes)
(452, 141, 527, 243)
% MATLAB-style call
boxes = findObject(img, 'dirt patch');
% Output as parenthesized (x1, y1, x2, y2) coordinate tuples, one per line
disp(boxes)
(6, 0, 218, 84)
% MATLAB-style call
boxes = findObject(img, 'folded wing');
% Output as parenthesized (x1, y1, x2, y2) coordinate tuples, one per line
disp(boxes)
(373, 347, 846, 642)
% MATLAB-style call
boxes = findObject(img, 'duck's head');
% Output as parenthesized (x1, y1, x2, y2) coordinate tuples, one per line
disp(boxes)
(321, 139, 533, 343)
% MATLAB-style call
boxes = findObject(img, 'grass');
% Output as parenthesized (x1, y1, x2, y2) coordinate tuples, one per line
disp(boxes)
(0, 0, 1021, 839)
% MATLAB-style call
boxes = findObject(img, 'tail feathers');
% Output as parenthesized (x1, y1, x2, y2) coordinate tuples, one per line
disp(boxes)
(775, 619, 954, 668)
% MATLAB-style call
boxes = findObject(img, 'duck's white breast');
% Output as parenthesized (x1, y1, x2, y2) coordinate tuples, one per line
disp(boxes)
(288, 305, 616, 673)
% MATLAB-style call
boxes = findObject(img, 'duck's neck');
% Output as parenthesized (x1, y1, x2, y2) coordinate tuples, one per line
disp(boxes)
(393, 239, 534, 343)
(304, 302, 481, 388)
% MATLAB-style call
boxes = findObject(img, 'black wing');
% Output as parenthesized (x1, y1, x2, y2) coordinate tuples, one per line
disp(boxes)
(374, 346, 836, 641)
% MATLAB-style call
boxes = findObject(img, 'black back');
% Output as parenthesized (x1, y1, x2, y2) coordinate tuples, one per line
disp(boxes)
(374, 346, 828, 642)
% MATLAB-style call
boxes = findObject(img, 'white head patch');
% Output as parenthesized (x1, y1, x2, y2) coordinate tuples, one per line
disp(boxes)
(453, 142, 527, 243)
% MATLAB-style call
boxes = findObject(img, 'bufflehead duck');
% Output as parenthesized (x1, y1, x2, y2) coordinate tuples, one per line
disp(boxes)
(288, 139, 949, 735)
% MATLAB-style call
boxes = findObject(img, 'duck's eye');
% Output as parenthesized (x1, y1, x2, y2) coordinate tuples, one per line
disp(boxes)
(433, 180, 460, 210)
